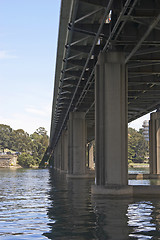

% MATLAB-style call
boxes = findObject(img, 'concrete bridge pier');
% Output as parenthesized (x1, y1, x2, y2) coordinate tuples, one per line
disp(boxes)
(54, 142, 58, 169)
(61, 129, 68, 173)
(53, 130, 68, 172)
(59, 136, 63, 171)
(55, 136, 62, 171)
(92, 51, 130, 195)
(67, 112, 87, 178)
(149, 111, 160, 174)
(88, 142, 94, 170)
(53, 135, 62, 171)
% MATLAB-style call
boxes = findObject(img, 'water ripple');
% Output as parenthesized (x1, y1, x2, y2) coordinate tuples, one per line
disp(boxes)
(1, 169, 160, 239)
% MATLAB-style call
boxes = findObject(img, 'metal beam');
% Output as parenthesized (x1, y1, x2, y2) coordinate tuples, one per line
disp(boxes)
(125, 13, 160, 63)
(80, 0, 110, 8)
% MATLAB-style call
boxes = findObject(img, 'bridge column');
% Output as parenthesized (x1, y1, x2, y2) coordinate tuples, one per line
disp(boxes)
(56, 136, 62, 170)
(54, 144, 58, 169)
(67, 112, 86, 177)
(61, 129, 68, 172)
(149, 111, 160, 174)
(88, 142, 94, 170)
(92, 51, 129, 194)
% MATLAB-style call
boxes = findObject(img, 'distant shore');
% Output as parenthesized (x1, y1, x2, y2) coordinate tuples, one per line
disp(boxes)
(129, 163, 149, 168)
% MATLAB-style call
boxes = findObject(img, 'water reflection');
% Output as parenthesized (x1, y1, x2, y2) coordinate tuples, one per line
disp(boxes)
(44, 170, 96, 239)
(45, 170, 131, 240)
(127, 201, 156, 239)
(91, 196, 132, 240)
(129, 179, 150, 185)
(128, 167, 149, 174)
(45, 169, 160, 240)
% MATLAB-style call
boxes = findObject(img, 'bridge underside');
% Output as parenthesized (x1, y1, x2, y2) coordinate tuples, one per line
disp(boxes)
(49, 0, 160, 194)
(50, 0, 160, 145)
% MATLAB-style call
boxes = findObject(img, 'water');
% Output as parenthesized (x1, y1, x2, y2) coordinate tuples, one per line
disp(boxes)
(128, 167, 150, 175)
(1, 168, 160, 239)
(0, 169, 50, 239)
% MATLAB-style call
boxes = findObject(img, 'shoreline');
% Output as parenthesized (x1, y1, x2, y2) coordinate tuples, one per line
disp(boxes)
(128, 163, 149, 168)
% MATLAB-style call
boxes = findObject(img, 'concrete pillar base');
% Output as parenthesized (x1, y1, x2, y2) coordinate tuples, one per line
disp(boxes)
(133, 185, 160, 197)
(92, 184, 160, 197)
(54, 167, 60, 171)
(92, 185, 133, 196)
(60, 170, 68, 174)
(66, 174, 94, 179)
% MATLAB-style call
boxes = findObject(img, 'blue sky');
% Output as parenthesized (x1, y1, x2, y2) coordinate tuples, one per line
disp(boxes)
(0, 0, 61, 135)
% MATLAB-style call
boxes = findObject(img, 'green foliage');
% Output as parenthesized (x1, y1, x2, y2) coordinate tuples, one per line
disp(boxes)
(0, 124, 148, 166)
(18, 153, 36, 167)
(11, 129, 32, 152)
(0, 124, 13, 151)
(128, 127, 148, 163)
(0, 124, 49, 167)
(30, 127, 49, 165)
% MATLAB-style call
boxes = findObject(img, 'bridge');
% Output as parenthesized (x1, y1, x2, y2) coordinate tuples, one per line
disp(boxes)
(49, 0, 160, 195)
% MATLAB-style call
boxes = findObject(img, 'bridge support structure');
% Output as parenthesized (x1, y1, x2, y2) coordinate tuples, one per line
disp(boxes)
(88, 142, 94, 170)
(149, 111, 160, 174)
(61, 129, 68, 173)
(92, 51, 130, 194)
(54, 135, 62, 171)
(53, 141, 57, 169)
(67, 112, 87, 177)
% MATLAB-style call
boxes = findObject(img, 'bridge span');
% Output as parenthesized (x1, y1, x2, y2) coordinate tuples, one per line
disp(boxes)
(49, 0, 160, 195)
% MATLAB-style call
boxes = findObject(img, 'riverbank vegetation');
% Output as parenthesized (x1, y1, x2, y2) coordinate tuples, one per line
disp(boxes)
(128, 127, 149, 166)
(0, 124, 49, 167)
(0, 124, 148, 168)
(89, 127, 149, 167)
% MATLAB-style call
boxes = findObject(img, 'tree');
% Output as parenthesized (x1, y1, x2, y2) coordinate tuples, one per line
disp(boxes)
(0, 124, 49, 167)
(10, 129, 32, 152)
(30, 127, 49, 164)
(128, 128, 148, 163)
(0, 124, 13, 151)
(18, 153, 36, 167)
(35, 127, 47, 136)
